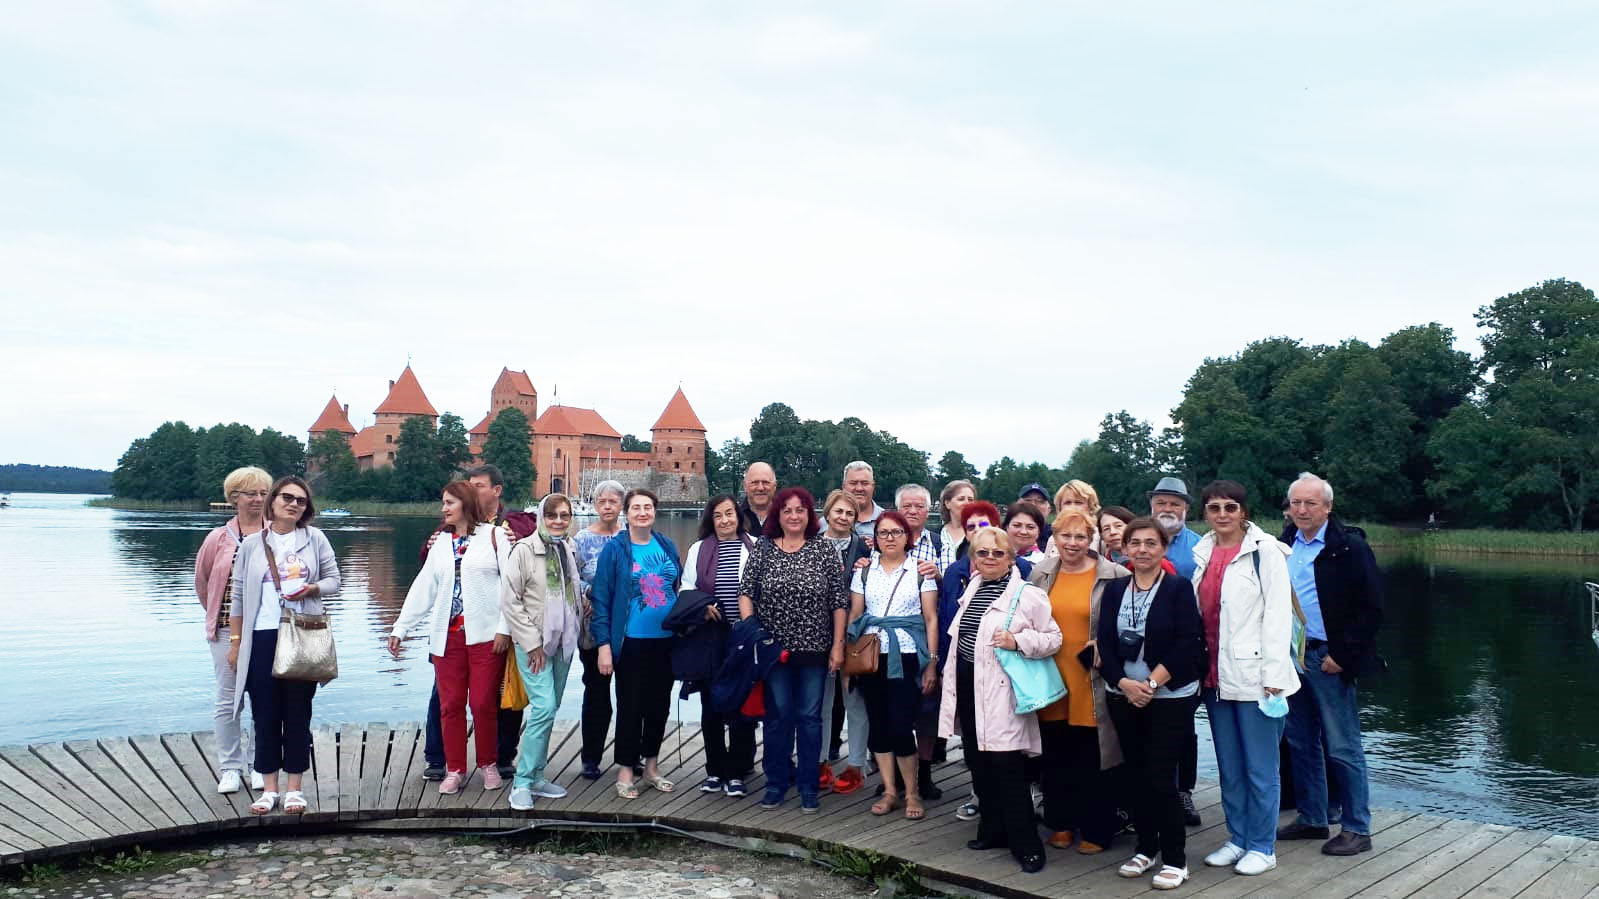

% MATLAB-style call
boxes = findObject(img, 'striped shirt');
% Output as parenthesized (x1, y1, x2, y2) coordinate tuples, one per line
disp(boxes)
(958, 573, 1012, 662)
(713, 539, 744, 620)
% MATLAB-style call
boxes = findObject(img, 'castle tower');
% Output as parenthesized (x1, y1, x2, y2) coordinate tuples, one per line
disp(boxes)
(470, 368, 538, 459)
(648, 387, 709, 503)
(307, 395, 358, 475)
(355, 365, 439, 469)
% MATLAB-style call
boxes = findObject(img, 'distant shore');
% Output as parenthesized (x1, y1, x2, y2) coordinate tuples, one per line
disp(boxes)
(86, 496, 442, 517)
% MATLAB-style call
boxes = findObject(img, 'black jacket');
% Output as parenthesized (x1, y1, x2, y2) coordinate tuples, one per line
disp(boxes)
(1097, 574, 1207, 693)
(709, 615, 782, 717)
(663, 588, 720, 696)
(1278, 517, 1385, 680)
(738, 500, 770, 538)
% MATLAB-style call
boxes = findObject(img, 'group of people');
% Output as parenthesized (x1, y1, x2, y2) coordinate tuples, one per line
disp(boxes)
(194, 457, 1385, 892)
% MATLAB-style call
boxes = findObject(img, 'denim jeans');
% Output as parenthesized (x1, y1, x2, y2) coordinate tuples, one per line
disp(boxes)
(1206, 690, 1287, 854)
(1285, 643, 1372, 834)
(761, 659, 828, 798)
(513, 646, 572, 789)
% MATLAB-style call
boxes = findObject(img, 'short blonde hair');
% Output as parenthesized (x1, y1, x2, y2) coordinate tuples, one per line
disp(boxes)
(967, 525, 1014, 556)
(820, 489, 857, 520)
(1054, 479, 1101, 517)
(222, 466, 272, 500)
(1052, 508, 1098, 536)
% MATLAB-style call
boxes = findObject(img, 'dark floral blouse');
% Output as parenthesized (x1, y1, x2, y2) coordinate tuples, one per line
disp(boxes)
(740, 536, 847, 656)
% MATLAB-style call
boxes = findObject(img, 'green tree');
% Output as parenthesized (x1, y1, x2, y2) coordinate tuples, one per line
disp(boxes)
(1063, 412, 1164, 508)
(391, 415, 447, 502)
(112, 421, 202, 500)
(1376, 323, 1476, 519)
(1322, 356, 1416, 521)
(307, 431, 359, 499)
(483, 407, 535, 505)
(257, 427, 306, 479)
(935, 451, 980, 486)
(706, 438, 747, 495)
(620, 434, 652, 453)
(195, 422, 262, 500)
(436, 413, 472, 477)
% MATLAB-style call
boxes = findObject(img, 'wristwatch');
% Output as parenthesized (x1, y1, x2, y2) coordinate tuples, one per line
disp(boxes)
(1147, 677, 1159, 692)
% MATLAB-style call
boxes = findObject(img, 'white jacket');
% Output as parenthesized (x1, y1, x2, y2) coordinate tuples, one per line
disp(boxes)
(391, 523, 511, 654)
(1191, 522, 1301, 702)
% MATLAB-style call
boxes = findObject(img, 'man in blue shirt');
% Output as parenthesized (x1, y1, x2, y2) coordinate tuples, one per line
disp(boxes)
(1146, 475, 1204, 825)
(1277, 472, 1384, 857)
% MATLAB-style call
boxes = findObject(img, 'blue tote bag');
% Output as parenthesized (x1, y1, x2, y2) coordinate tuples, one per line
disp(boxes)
(993, 577, 1066, 714)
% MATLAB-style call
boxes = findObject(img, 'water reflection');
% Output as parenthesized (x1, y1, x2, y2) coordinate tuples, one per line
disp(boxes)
(3, 494, 1597, 837)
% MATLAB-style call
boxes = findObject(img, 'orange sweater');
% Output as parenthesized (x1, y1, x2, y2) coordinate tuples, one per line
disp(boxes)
(1040, 567, 1098, 725)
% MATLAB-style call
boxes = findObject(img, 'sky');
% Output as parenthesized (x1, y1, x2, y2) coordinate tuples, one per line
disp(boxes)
(4, 1, 1597, 472)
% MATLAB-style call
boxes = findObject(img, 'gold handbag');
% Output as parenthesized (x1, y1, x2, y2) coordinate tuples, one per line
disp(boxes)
(263, 533, 339, 684)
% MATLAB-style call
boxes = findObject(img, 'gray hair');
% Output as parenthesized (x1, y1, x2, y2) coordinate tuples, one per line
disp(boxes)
(1287, 472, 1335, 505)
(592, 480, 626, 502)
(843, 460, 874, 480)
(894, 483, 932, 507)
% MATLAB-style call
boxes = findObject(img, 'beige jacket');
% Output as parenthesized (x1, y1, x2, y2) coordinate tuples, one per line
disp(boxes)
(1028, 553, 1129, 769)
(500, 532, 583, 658)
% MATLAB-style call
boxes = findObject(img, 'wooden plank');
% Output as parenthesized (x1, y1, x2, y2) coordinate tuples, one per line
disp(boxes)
(357, 723, 390, 820)
(63, 739, 178, 833)
(1293, 817, 1479, 899)
(337, 724, 365, 821)
(30, 742, 157, 836)
(192, 731, 256, 822)
(394, 727, 434, 816)
(307, 725, 340, 823)
(0, 820, 44, 851)
(1190, 809, 1421, 898)
(158, 733, 239, 829)
(131, 734, 221, 830)
(1404, 826, 1552, 898)
(1468, 833, 1584, 898)
(1519, 860, 1599, 898)
(99, 736, 199, 829)
(1353, 821, 1521, 898)
(376, 725, 420, 816)
(0, 785, 71, 848)
(0, 747, 114, 842)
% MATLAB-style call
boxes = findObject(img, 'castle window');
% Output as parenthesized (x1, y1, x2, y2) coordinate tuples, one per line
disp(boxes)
(386, 434, 394, 444)
(674, 461, 680, 469)
(690, 461, 696, 470)
(387, 452, 395, 461)
(667, 445, 673, 454)
(555, 448, 562, 459)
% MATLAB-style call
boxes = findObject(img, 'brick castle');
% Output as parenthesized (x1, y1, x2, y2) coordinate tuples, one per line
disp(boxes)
(308, 365, 709, 503)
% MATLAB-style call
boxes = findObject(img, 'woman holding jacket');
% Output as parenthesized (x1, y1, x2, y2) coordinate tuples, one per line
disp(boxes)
(500, 493, 585, 810)
(1098, 517, 1207, 891)
(681, 494, 758, 797)
(1190, 481, 1300, 877)
(388, 481, 512, 795)
(227, 476, 341, 816)
(1026, 509, 1128, 855)
(938, 526, 1062, 875)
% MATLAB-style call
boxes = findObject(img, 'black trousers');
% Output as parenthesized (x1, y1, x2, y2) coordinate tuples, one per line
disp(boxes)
(701, 693, 757, 780)
(958, 656, 1043, 858)
(245, 629, 316, 775)
(1039, 719, 1116, 845)
(860, 653, 921, 757)
(1106, 692, 1199, 869)
(1180, 727, 1198, 792)
(578, 644, 613, 766)
(613, 637, 674, 768)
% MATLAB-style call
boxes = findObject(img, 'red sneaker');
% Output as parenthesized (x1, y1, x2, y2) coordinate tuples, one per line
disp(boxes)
(831, 766, 865, 795)
(818, 762, 835, 793)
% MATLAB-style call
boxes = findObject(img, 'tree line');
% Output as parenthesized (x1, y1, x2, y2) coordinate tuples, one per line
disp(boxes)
(0, 464, 113, 494)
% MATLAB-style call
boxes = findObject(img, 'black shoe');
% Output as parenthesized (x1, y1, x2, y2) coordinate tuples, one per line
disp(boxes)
(1321, 831, 1373, 856)
(422, 765, 445, 781)
(580, 763, 603, 781)
(1017, 852, 1045, 874)
(1278, 822, 1331, 841)
(1179, 790, 1201, 826)
(967, 837, 1009, 851)
(497, 763, 515, 780)
(918, 760, 943, 801)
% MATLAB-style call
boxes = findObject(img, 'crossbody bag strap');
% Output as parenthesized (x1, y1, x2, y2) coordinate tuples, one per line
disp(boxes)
(260, 531, 285, 598)
(1001, 575, 1026, 631)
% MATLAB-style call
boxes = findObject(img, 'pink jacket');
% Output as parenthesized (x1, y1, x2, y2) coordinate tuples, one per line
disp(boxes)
(194, 517, 244, 641)
(937, 567, 1063, 756)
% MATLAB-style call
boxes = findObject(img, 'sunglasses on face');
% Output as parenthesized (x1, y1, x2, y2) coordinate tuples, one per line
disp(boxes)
(276, 494, 308, 507)
(964, 520, 993, 531)
(973, 548, 1009, 560)
(1205, 502, 1241, 514)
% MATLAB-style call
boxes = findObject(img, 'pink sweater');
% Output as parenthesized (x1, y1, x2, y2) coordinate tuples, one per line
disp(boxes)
(194, 517, 247, 640)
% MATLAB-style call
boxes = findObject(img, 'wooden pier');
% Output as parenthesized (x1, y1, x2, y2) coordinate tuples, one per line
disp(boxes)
(1, 722, 1595, 897)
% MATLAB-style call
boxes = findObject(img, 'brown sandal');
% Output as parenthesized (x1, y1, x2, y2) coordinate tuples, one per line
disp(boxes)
(904, 796, 925, 821)
(871, 794, 900, 816)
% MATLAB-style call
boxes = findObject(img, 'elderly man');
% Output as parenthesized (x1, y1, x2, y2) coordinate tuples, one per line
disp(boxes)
(896, 484, 944, 581)
(843, 461, 886, 539)
(1277, 473, 1383, 856)
(1017, 482, 1052, 520)
(739, 462, 777, 533)
(1147, 475, 1204, 825)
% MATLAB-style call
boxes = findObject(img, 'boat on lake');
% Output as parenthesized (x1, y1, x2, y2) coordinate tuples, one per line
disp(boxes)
(322, 508, 352, 518)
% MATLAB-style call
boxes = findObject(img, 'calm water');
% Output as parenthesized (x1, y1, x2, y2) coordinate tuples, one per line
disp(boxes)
(2, 494, 1596, 837)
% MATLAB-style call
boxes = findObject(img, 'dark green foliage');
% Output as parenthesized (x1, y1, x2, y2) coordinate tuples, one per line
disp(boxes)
(257, 428, 306, 479)
(436, 413, 473, 476)
(483, 407, 535, 505)
(390, 415, 448, 502)
(196, 423, 263, 500)
(934, 451, 980, 485)
(745, 404, 929, 503)
(112, 421, 200, 501)
(0, 464, 112, 493)
(705, 437, 747, 495)
(620, 433, 652, 452)
(307, 431, 359, 499)
(1063, 412, 1170, 509)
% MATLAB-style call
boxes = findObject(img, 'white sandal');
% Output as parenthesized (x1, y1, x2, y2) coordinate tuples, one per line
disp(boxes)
(283, 790, 308, 814)
(1118, 854, 1156, 878)
(1152, 865, 1190, 890)
(250, 791, 279, 815)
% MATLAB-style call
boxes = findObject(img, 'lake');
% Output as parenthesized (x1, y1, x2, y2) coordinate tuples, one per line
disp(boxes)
(2, 493, 1596, 838)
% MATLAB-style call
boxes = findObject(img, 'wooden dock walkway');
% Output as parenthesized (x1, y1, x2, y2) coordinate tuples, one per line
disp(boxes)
(1, 722, 1595, 897)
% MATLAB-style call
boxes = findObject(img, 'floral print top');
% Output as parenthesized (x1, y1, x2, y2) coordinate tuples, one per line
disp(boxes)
(740, 536, 847, 657)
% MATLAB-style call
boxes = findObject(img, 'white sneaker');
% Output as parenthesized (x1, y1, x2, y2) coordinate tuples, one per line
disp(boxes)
(217, 770, 242, 794)
(1205, 842, 1246, 867)
(508, 787, 535, 811)
(250, 770, 265, 790)
(1234, 851, 1276, 875)
(529, 778, 568, 799)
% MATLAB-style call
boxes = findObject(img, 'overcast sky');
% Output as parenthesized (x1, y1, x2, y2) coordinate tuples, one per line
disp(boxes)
(4, 2, 1596, 472)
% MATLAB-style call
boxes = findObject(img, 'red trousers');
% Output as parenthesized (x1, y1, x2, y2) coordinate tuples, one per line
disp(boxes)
(432, 629, 502, 774)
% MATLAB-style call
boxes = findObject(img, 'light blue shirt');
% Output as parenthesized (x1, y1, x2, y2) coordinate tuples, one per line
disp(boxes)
(1165, 526, 1203, 580)
(1290, 523, 1328, 641)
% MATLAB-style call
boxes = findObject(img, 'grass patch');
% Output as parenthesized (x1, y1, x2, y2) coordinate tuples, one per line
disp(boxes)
(86, 497, 207, 511)
(811, 842, 949, 897)
(3, 846, 204, 887)
(1354, 523, 1599, 556)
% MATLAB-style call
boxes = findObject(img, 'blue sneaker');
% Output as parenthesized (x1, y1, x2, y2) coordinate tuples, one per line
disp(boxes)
(800, 793, 821, 814)
(759, 788, 787, 810)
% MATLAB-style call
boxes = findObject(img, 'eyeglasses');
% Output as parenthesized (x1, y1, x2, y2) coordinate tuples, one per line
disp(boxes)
(231, 490, 269, 499)
(547, 512, 572, 520)
(964, 520, 993, 531)
(276, 494, 308, 507)
(876, 529, 906, 539)
(973, 549, 1010, 560)
(1205, 502, 1241, 514)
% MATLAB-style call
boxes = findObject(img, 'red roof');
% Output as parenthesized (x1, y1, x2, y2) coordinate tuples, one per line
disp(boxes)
(350, 426, 381, 459)
(374, 366, 438, 417)
(494, 368, 537, 398)
(535, 405, 621, 439)
(469, 412, 493, 436)
(651, 388, 706, 432)
(309, 395, 357, 435)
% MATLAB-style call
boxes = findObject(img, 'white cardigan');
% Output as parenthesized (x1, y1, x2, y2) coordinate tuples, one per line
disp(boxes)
(1191, 522, 1301, 702)
(391, 523, 511, 653)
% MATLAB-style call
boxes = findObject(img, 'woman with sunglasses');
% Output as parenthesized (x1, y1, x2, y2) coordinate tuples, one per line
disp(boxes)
(938, 526, 1061, 874)
(1190, 481, 1299, 877)
(226, 476, 341, 816)
(1097, 517, 1206, 890)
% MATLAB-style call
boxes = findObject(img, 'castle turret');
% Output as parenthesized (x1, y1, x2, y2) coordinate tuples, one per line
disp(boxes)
(648, 388, 708, 502)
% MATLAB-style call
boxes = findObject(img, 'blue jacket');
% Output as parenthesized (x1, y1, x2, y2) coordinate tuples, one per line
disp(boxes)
(1165, 526, 1203, 579)
(937, 555, 1034, 662)
(710, 615, 782, 716)
(590, 530, 683, 656)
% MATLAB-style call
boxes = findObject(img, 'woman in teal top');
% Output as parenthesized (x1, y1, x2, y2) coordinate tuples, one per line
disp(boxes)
(591, 488, 682, 799)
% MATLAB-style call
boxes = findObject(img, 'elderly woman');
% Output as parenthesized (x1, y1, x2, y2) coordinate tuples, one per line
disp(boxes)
(846, 511, 939, 820)
(1098, 517, 1207, 891)
(227, 476, 341, 816)
(1005, 501, 1049, 563)
(592, 488, 682, 800)
(1099, 505, 1136, 565)
(574, 479, 626, 780)
(1191, 481, 1300, 876)
(938, 480, 977, 571)
(681, 494, 758, 797)
(817, 489, 872, 796)
(389, 482, 512, 795)
(1027, 509, 1128, 854)
(739, 486, 847, 814)
(1047, 480, 1102, 558)
(939, 527, 1062, 874)
(501, 493, 585, 811)
(194, 466, 271, 794)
